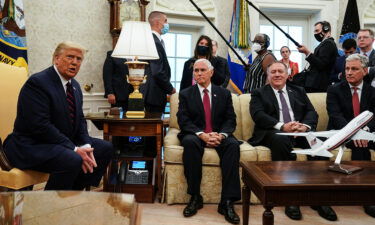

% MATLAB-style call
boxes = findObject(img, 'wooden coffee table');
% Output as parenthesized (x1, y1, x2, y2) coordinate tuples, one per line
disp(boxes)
(240, 161, 375, 225)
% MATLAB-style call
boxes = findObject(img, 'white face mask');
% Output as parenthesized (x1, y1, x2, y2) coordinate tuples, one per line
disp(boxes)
(252, 43, 262, 52)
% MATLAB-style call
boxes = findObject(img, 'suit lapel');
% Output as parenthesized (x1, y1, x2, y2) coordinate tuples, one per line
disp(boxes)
(72, 81, 80, 130)
(342, 82, 354, 116)
(211, 85, 218, 123)
(360, 83, 370, 113)
(265, 85, 279, 118)
(286, 85, 295, 111)
(194, 85, 205, 119)
(50, 68, 71, 126)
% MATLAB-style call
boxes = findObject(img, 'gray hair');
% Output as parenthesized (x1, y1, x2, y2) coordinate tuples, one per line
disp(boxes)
(194, 58, 214, 70)
(346, 53, 369, 68)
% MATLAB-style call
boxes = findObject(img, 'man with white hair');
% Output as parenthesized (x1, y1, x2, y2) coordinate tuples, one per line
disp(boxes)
(327, 53, 375, 217)
(2, 42, 113, 190)
(177, 59, 241, 224)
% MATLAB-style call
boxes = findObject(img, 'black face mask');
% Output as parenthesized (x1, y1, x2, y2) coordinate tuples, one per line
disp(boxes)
(197, 45, 209, 56)
(314, 32, 324, 42)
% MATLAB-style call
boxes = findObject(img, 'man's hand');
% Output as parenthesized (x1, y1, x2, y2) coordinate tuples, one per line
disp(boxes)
(353, 139, 368, 148)
(76, 147, 97, 174)
(282, 122, 309, 133)
(107, 94, 116, 105)
(297, 45, 311, 56)
(198, 132, 223, 148)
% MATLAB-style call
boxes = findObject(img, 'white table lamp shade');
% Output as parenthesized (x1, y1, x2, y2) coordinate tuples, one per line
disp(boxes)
(112, 21, 159, 60)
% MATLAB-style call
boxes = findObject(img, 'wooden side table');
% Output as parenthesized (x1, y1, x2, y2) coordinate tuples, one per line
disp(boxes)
(87, 112, 163, 203)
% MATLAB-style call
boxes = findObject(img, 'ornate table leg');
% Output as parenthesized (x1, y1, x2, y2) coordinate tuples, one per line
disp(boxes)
(263, 206, 274, 225)
(242, 183, 250, 225)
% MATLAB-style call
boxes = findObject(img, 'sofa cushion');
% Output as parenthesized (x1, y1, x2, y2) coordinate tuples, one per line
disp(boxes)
(164, 141, 257, 165)
(306, 93, 328, 131)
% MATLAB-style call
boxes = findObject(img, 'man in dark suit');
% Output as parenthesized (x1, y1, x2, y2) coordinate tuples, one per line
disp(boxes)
(103, 50, 132, 110)
(212, 40, 231, 88)
(357, 29, 375, 86)
(249, 61, 337, 221)
(177, 59, 240, 224)
(3, 42, 113, 190)
(297, 21, 338, 92)
(327, 53, 375, 217)
(144, 11, 176, 113)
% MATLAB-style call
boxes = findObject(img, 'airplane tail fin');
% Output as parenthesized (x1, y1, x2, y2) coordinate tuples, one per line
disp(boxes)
(305, 133, 323, 150)
(292, 149, 333, 158)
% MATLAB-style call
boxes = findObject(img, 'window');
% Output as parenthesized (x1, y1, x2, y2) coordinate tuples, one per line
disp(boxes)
(260, 15, 309, 71)
(163, 32, 192, 91)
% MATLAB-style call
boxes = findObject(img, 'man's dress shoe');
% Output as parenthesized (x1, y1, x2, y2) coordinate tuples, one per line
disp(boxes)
(311, 206, 337, 221)
(285, 206, 302, 220)
(217, 200, 240, 224)
(183, 195, 203, 217)
(364, 205, 375, 218)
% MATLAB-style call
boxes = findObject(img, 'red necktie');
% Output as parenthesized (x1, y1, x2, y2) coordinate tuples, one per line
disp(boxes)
(352, 87, 360, 117)
(203, 89, 212, 133)
(66, 82, 76, 126)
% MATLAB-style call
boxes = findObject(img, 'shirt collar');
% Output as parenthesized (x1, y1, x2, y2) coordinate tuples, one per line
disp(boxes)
(197, 83, 212, 94)
(271, 85, 287, 94)
(54, 65, 70, 87)
(349, 81, 364, 90)
(360, 49, 373, 56)
(152, 30, 162, 42)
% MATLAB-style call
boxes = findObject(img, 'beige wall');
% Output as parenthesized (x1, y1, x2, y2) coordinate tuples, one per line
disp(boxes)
(23, 0, 375, 94)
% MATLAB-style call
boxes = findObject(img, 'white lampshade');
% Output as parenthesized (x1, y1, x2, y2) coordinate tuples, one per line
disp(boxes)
(112, 21, 159, 60)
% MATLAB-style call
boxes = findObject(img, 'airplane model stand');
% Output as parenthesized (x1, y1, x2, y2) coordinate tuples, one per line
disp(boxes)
(328, 145, 363, 175)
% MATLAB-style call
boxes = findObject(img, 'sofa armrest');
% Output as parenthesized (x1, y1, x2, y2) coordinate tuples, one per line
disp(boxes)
(164, 128, 181, 147)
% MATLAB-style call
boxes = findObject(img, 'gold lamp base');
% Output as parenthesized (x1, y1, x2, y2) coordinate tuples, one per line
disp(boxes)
(125, 59, 148, 118)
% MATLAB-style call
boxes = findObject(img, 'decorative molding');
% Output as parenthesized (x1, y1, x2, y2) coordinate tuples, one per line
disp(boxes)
(153, 0, 215, 18)
(364, 0, 375, 24)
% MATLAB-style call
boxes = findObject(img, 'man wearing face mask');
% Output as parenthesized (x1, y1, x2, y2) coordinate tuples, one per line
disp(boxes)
(297, 21, 338, 93)
(180, 35, 226, 91)
(243, 33, 276, 93)
(144, 11, 176, 113)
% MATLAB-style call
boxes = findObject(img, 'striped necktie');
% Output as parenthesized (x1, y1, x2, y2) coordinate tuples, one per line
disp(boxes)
(66, 82, 76, 126)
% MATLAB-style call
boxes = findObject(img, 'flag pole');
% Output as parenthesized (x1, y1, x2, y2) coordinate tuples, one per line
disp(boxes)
(244, 0, 301, 47)
(189, 0, 249, 68)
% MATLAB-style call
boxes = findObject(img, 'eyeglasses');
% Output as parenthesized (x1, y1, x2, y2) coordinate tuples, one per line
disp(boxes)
(357, 36, 372, 40)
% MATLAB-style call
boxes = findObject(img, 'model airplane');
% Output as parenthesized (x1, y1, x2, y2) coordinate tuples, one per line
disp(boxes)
(278, 110, 375, 174)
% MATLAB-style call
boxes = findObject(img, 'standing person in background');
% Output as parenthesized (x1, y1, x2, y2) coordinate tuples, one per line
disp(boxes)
(144, 11, 176, 113)
(103, 50, 133, 111)
(297, 21, 338, 92)
(212, 40, 231, 88)
(330, 38, 357, 84)
(279, 46, 299, 80)
(180, 35, 226, 91)
(243, 33, 276, 93)
(357, 29, 375, 86)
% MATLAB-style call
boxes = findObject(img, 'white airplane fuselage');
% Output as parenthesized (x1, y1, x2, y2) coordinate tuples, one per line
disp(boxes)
(320, 111, 373, 151)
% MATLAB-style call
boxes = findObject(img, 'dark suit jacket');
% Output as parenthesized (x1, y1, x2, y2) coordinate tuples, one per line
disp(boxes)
(4, 66, 91, 169)
(305, 37, 338, 91)
(143, 33, 174, 109)
(249, 84, 318, 145)
(102, 50, 132, 109)
(327, 81, 375, 131)
(177, 84, 236, 140)
(180, 56, 226, 91)
(364, 49, 375, 84)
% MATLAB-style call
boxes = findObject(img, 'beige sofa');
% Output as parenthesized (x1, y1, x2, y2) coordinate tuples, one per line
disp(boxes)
(162, 93, 375, 204)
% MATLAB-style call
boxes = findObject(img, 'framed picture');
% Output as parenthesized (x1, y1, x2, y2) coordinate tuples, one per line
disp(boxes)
(108, 0, 149, 47)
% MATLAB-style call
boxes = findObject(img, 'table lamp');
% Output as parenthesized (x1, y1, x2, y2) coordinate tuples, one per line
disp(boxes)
(112, 21, 159, 118)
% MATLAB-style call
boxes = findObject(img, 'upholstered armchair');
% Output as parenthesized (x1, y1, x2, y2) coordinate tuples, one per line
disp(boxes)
(0, 63, 49, 190)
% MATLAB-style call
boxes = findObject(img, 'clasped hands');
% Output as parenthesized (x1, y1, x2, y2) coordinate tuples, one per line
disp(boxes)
(199, 132, 224, 148)
(282, 121, 308, 133)
(76, 147, 97, 174)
